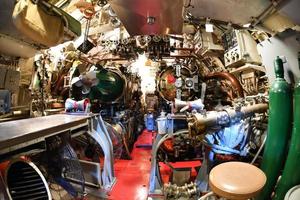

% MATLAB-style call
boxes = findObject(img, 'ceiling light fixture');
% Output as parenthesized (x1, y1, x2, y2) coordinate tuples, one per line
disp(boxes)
(243, 23, 251, 28)
(205, 18, 214, 33)
(147, 16, 156, 25)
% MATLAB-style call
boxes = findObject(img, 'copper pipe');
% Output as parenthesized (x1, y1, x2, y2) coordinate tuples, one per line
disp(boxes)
(53, 74, 66, 95)
(79, 56, 95, 65)
(205, 72, 244, 97)
(169, 35, 184, 41)
(92, 57, 128, 62)
(164, 55, 195, 59)
(174, 48, 195, 51)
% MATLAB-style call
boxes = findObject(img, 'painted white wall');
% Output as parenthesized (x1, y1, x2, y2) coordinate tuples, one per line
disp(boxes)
(257, 30, 300, 84)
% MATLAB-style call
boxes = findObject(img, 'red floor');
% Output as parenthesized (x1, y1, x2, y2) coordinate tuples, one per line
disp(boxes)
(108, 130, 201, 200)
(108, 130, 153, 200)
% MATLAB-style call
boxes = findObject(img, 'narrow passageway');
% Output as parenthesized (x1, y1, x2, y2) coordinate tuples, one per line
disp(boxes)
(109, 130, 153, 200)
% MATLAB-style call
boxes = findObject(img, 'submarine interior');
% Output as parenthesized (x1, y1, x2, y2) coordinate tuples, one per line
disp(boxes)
(0, 0, 300, 199)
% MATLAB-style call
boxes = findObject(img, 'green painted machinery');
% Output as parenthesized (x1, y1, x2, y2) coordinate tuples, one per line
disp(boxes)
(256, 57, 293, 200)
(273, 53, 300, 200)
(89, 68, 126, 103)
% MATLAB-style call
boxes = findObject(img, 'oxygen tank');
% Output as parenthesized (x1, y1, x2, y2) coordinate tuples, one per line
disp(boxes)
(256, 56, 293, 200)
(273, 53, 300, 200)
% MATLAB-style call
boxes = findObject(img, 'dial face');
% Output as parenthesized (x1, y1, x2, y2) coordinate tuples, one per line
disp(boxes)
(158, 67, 194, 101)
(175, 78, 183, 88)
(185, 79, 194, 88)
(153, 35, 161, 42)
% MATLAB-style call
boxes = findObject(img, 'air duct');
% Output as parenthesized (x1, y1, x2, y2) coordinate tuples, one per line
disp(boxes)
(3, 158, 52, 200)
(110, 0, 183, 35)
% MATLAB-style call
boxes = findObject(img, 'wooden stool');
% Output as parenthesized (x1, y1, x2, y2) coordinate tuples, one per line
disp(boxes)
(209, 162, 266, 200)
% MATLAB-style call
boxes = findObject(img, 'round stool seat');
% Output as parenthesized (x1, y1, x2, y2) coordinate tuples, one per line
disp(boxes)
(209, 162, 266, 200)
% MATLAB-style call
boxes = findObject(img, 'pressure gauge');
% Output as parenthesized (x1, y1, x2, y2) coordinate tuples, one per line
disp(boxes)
(175, 78, 183, 88)
(185, 78, 194, 88)
(153, 35, 161, 42)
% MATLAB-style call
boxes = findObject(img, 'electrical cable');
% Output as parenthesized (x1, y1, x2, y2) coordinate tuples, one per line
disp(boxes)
(251, 132, 267, 164)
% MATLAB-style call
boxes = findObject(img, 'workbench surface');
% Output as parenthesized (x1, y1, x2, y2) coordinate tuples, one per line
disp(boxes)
(0, 114, 93, 152)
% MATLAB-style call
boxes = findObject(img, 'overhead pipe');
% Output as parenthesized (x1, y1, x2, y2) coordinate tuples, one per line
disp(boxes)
(204, 72, 244, 97)
(164, 55, 195, 59)
(92, 57, 128, 62)
(79, 55, 95, 65)
(255, 57, 293, 200)
(174, 48, 195, 51)
(273, 53, 300, 200)
(251, 0, 285, 27)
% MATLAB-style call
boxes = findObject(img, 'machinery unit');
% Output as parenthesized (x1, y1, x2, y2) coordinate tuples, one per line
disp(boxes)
(71, 67, 126, 104)
(223, 29, 262, 67)
(195, 31, 224, 57)
(92, 67, 126, 103)
(1, 0, 300, 199)
(0, 90, 10, 114)
(157, 64, 199, 101)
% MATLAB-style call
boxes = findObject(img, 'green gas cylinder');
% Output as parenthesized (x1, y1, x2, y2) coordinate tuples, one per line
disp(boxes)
(273, 53, 300, 200)
(256, 56, 293, 200)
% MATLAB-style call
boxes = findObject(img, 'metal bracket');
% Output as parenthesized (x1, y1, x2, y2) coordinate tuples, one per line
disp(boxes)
(87, 115, 116, 190)
(149, 130, 189, 195)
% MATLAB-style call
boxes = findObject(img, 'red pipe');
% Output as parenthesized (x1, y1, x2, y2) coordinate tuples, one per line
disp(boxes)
(205, 72, 244, 97)
(0, 156, 28, 176)
(0, 161, 9, 177)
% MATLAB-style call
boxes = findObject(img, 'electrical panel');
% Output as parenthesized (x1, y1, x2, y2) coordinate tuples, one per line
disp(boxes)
(4, 69, 20, 93)
(196, 32, 224, 56)
(0, 68, 7, 88)
(0, 90, 10, 114)
(222, 30, 261, 67)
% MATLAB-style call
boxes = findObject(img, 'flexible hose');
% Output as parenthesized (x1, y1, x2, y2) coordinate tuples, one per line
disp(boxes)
(198, 191, 215, 200)
(251, 133, 267, 164)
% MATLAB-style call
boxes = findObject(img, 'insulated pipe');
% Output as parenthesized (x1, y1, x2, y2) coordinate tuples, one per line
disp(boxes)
(190, 103, 268, 130)
(204, 72, 244, 97)
(251, 0, 284, 27)
(255, 57, 293, 200)
(273, 55, 300, 200)
(251, 134, 267, 164)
